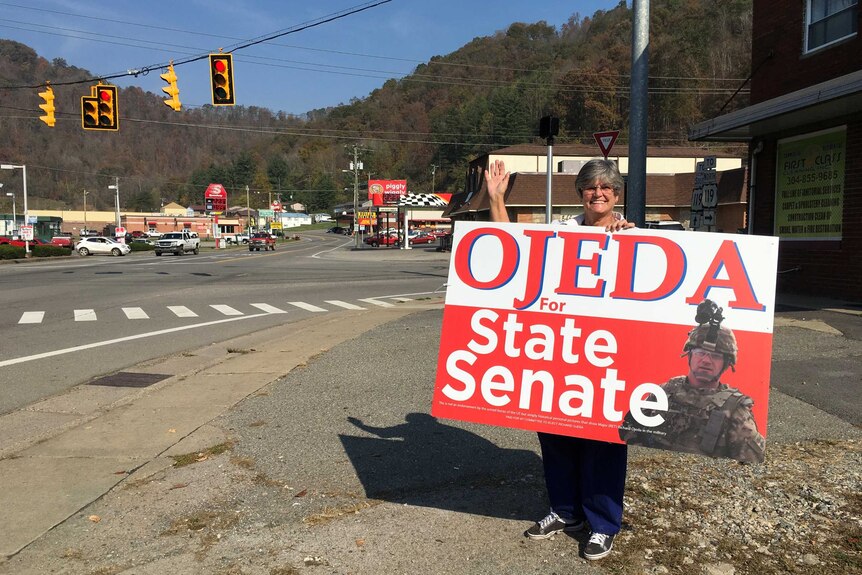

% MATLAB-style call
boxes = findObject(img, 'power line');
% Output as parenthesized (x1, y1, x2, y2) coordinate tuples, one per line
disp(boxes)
(0, 0, 394, 90)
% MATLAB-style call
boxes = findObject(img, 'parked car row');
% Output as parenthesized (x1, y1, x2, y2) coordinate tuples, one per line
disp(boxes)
(0, 237, 49, 248)
(361, 229, 446, 248)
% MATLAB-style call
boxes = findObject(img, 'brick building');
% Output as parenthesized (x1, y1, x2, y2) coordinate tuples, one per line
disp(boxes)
(689, 1, 861, 302)
(444, 145, 747, 231)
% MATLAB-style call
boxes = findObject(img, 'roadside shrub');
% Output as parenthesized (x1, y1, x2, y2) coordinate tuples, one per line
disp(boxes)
(33, 245, 72, 258)
(0, 245, 25, 259)
(129, 242, 155, 252)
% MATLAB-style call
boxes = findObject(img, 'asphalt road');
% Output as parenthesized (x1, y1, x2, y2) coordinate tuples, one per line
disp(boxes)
(0, 232, 451, 414)
(770, 306, 862, 427)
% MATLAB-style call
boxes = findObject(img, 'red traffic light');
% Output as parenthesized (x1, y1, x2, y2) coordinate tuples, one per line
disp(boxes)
(209, 53, 235, 106)
(81, 84, 118, 131)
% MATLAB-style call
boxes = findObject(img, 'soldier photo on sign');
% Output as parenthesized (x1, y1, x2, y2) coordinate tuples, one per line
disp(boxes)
(618, 299, 766, 463)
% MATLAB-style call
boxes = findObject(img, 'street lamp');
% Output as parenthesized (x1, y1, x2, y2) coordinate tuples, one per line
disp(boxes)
(1, 163, 28, 255)
(107, 177, 120, 228)
(82, 189, 89, 233)
(245, 185, 250, 233)
(6, 189, 16, 237)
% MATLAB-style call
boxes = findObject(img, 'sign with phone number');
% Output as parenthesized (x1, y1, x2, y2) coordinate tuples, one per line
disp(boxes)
(775, 128, 845, 240)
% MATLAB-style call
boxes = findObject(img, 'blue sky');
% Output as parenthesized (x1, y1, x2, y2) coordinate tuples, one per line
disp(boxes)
(1, 0, 623, 115)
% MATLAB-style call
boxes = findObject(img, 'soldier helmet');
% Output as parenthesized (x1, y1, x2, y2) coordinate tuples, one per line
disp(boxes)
(682, 299, 738, 367)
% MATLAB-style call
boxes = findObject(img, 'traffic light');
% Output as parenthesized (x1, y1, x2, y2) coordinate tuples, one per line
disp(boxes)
(38, 85, 55, 127)
(160, 63, 181, 111)
(81, 84, 119, 131)
(209, 53, 235, 106)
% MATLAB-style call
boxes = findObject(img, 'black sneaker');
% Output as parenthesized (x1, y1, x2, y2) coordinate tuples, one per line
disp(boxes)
(525, 512, 586, 539)
(583, 532, 615, 560)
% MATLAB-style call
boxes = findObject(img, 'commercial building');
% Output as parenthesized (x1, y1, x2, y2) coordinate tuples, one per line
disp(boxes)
(689, 1, 860, 301)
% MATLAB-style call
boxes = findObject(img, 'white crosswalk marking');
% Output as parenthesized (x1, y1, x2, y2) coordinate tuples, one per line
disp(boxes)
(13, 296, 431, 327)
(122, 307, 149, 320)
(74, 309, 97, 321)
(168, 306, 198, 318)
(18, 311, 45, 324)
(358, 298, 394, 308)
(250, 303, 287, 314)
(287, 301, 328, 312)
(210, 305, 244, 316)
(325, 300, 366, 310)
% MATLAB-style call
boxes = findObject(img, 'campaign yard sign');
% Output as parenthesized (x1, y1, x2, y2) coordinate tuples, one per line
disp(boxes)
(432, 222, 779, 461)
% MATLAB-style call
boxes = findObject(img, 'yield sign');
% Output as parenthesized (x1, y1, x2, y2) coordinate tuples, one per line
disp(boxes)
(593, 130, 620, 159)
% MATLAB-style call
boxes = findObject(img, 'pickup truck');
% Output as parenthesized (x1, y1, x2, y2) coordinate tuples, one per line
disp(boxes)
(224, 233, 250, 245)
(50, 235, 74, 248)
(249, 232, 276, 251)
(154, 231, 200, 256)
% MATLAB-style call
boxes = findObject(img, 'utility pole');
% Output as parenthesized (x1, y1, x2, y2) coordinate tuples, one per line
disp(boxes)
(430, 164, 438, 193)
(245, 185, 250, 232)
(628, 0, 650, 227)
(343, 145, 363, 249)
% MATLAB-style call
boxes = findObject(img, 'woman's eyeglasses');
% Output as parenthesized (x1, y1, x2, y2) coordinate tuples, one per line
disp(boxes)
(582, 184, 615, 195)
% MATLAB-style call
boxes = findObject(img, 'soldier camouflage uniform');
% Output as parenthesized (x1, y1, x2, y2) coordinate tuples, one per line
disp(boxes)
(618, 375, 766, 463)
(618, 299, 766, 464)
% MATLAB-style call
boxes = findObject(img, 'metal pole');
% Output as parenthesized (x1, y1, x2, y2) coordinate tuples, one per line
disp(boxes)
(21, 165, 29, 255)
(546, 143, 554, 224)
(111, 177, 120, 228)
(83, 189, 88, 232)
(628, 0, 650, 227)
(353, 147, 360, 249)
(9, 193, 16, 236)
(246, 185, 250, 232)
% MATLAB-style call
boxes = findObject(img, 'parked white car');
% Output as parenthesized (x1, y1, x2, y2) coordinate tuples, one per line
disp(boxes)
(75, 237, 132, 257)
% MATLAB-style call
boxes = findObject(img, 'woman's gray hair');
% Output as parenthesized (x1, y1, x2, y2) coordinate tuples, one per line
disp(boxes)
(575, 159, 624, 196)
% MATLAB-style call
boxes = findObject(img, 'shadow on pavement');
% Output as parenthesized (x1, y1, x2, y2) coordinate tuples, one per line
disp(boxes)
(341, 412, 543, 520)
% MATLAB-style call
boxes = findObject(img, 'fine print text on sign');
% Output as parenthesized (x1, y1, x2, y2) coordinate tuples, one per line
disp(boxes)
(432, 222, 779, 462)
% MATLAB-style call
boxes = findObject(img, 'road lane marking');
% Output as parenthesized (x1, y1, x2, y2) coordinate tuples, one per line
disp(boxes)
(391, 297, 413, 302)
(122, 307, 149, 319)
(0, 313, 271, 368)
(287, 301, 328, 312)
(168, 306, 198, 318)
(325, 300, 366, 310)
(18, 312, 45, 324)
(210, 304, 244, 316)
(311, 238, 354, 258)
(250, 303, 287, 314)
(74, 309, 97, 321)
(358, 298, 394, 308)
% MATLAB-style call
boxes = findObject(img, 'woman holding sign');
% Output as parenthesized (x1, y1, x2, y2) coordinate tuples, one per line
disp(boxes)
(486, 158, 633, 561)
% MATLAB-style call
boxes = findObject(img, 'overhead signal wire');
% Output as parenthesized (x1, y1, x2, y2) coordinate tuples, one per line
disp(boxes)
(0, 1, 748, 97)
(0, 0, 394, 90)
(0, 3, 748, 85)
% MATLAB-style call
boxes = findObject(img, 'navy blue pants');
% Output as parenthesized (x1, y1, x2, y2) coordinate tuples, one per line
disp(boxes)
(537, 432, 627, 535)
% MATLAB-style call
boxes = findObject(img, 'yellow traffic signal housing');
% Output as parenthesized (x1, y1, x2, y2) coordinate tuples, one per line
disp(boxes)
(38, 85, 56, 127)
(81, 84, 119, 131)
(160, 64, 181, 111)
(209, 53, 235, 106)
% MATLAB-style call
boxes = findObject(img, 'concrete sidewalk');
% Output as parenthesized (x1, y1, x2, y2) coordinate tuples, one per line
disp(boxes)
(0, 302, 437, 559)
